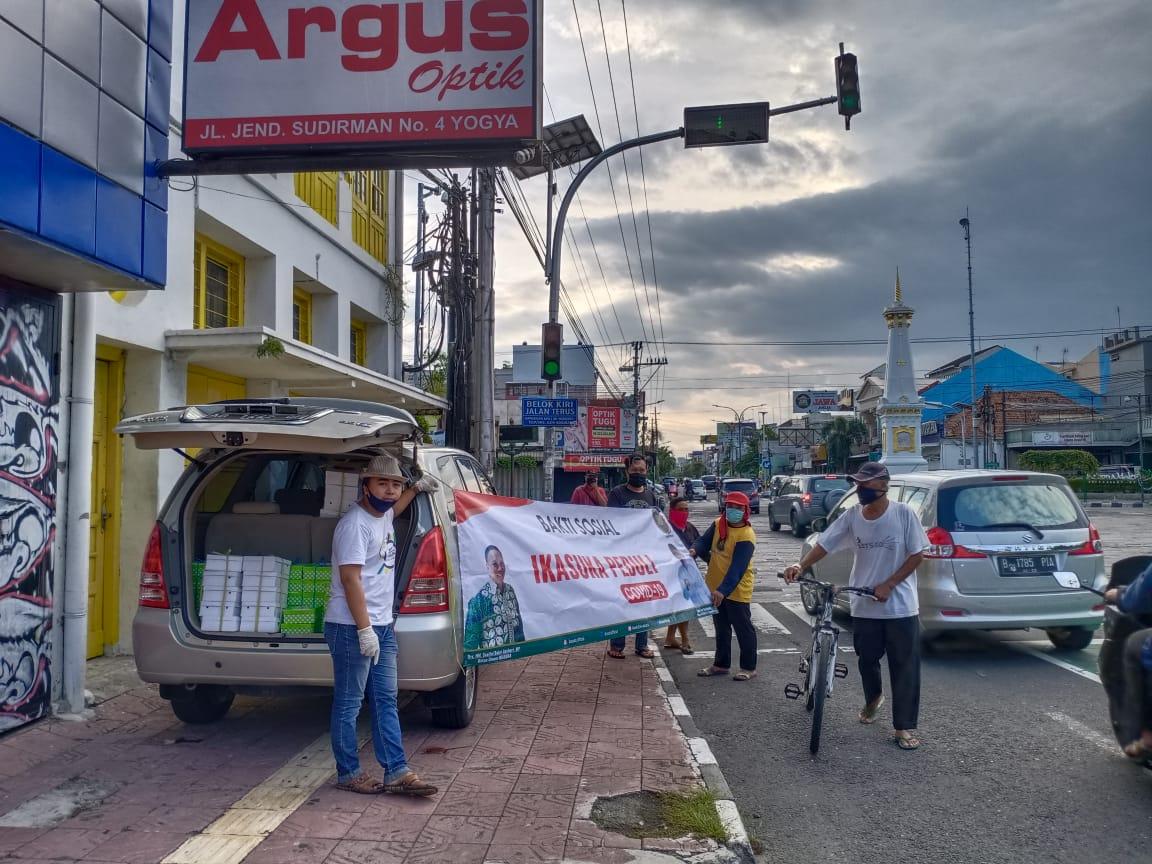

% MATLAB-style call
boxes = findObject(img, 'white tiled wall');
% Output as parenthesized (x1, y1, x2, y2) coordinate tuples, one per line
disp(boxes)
(0, 0, 152, 186)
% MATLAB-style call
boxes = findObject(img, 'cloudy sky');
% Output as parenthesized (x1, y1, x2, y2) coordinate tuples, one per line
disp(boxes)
(404, 0, 1152, 454)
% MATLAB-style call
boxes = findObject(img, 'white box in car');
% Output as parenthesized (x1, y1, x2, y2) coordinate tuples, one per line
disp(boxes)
(238, 603, 281, 632)
(199, 602, 239, 631)
(205, 553, 244, 574)
(242, 556, 291, 574)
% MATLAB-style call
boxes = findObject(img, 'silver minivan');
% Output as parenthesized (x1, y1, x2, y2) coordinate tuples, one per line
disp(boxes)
(798, 470, 1107, 650)
(117, 398, 485, 726)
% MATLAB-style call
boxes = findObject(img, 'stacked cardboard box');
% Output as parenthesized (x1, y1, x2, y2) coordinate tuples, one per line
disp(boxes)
(199, 554, 243, 632)
(239, 556, 290, 633)
(191, 561, 205, 606)
(287, 564, 332, 633)
(321, 470, 360, 517)
(281, 608, 316, 635)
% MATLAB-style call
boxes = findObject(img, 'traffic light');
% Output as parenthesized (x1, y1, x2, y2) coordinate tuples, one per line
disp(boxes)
(835, 52, 861, 127)
(683, 102, 769, 148)
(540, 322, 563, 382)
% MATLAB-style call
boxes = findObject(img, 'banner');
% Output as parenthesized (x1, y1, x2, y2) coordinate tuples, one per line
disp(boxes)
(588, 406, 622, 449)
(456, 492, 713, 666)
(793, 390, 840, 413)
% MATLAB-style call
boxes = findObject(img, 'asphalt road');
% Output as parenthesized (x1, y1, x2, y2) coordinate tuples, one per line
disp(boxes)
(665, 500, 1151, 864)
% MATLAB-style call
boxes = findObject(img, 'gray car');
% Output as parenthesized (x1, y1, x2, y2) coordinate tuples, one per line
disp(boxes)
(117, 398, 483, 727)
(798, 470, 1107, 650)
(768, 474, 851, 537)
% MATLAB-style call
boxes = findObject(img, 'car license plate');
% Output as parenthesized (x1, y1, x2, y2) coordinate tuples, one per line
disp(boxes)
(997, 555, 1058, 576)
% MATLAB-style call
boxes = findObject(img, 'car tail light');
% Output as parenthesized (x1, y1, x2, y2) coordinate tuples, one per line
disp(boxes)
(992, 475, 1029, 481)
(399, 527, 449, 614)
(138, 523, 169, 608)
(1069, 524, 1103, 556)
(802, 492, 812, 505)
(924, 526, 986, 559)
(1091, 604, 1106, 612)
(940, 609, 969, 617)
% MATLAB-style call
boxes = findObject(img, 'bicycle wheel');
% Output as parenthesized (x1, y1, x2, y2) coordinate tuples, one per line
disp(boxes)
(809, 631, 835, 755)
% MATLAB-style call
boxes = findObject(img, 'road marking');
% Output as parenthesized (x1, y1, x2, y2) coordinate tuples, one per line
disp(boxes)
(779, 600, 815, 626)
(715, 799, 750, 847)
(1014, 639, 1103, 647)
(699, 615, 715, 638)
(672, 647, 854, 660)
(750, 603, 790, 635)
(1008, 643, 1101, 683)
(687, 737, 718, 765)
(656, 667, 674, 682)
(667, 695, 690, 716)
(1044, 711, 1121, 755)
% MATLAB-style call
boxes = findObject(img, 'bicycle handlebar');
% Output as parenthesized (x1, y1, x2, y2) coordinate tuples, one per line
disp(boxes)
(778, 572, 875, 598)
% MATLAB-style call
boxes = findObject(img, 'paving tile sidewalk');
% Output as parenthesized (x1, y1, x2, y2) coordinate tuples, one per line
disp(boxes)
(0, 650, 730, 863)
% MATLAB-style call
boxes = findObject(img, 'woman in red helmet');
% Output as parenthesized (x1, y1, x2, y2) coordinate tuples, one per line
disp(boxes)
(693, 491, 758, 681)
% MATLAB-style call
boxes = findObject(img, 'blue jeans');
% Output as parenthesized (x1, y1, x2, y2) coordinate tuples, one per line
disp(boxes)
(324, 622, 409, 784)
(610, 631, 649, 653)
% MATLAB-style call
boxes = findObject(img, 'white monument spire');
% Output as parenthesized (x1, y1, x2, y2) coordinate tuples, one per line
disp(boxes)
(878, 270, 927, 473)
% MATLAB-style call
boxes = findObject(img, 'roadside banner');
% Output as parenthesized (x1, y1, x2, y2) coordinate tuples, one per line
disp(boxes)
(456, 491, 713, 666)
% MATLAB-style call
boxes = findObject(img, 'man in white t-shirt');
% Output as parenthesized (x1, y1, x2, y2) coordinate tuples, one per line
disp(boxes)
(324, 453, 440, 795)
(785, 462, 930, 750)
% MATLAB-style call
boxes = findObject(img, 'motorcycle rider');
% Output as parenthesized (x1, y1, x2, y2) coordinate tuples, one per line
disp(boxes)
(1103, 559, 1152, 760)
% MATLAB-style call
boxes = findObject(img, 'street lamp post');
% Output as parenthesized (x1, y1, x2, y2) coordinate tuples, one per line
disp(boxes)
(713, 403, 767, 475)
(1125, 394, 1146, 505)
(960, 212, 979, 469)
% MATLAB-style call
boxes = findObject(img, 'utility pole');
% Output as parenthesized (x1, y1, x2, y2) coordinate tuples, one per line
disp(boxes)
(472, 168, 497, 473)
(619, 341, 667, 460)
(444, 178, 473, 450)
(960, 212, 978, 470)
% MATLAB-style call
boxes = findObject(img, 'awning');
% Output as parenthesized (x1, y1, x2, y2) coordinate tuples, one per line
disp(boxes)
(164, 327, 446, 413)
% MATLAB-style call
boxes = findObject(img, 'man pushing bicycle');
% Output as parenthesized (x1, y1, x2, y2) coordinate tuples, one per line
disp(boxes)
(784, 462, 930, 751)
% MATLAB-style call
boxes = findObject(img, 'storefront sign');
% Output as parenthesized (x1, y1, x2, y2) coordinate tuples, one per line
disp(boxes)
(183, 0, 541, 154)
(793, 390, 840, 413)
(562, 453, 627, 471)
(588, 406, 622, 450)
(1032, 430, 1092, 445)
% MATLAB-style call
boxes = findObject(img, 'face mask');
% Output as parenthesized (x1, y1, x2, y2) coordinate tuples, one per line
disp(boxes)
(669, 510, 689, 530)
(585, 478, 596, 486)
(858, 487, 886, 505)
(365, 490, 396, 514)
(725, 507, 745, 525)
(628, 473, 647, 487)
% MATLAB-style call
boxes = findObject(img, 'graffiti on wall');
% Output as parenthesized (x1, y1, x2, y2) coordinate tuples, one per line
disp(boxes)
(0, 287, 58, 732)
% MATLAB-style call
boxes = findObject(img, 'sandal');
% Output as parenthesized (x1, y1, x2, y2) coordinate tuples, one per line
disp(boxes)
(636, 648, 656, 659)
(680, 644, 695, 655)
(607, 648, 626, 659)
(1122, 739, 1152, 760)
(383, 771, 438, 797)
(893, 732, 921, 751)
(335, 774, 385, 794)
(696, 666, 728, 677)
(732, 671, 757, 681)
(663, 641, 682, 650)
(858, 696, 885, 725)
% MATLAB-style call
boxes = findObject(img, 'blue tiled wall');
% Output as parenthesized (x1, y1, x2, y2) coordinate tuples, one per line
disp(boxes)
(0, 0, 172, 287)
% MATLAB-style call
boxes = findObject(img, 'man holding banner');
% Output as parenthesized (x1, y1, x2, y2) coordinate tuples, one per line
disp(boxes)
(455, 489, 712, 667)
(607, 454, 662, 659)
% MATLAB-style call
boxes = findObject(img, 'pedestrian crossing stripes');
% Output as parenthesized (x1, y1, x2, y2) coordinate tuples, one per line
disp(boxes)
(749, 603, 790, 635)
(779, 600, 814, 627)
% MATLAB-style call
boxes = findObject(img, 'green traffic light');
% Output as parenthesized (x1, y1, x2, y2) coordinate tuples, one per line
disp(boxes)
(715, 115, 724, 129)
(543, 361, 560, 376)
(842, 95, 859, 109)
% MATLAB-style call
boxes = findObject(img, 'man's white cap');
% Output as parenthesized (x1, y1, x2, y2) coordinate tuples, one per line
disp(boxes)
(361, 454, 405, 481)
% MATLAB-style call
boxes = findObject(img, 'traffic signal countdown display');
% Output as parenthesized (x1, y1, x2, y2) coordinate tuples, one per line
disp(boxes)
(540, 322, 563, 382)
(683, 102, 769, 148)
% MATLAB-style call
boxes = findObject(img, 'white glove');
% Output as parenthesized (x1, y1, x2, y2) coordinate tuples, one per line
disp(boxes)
(357, 626, 380, 665)
(414, 474, 440, 494)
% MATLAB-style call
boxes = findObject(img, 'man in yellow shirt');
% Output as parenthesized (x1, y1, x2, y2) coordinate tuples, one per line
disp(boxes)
(694, 491, 758, 681)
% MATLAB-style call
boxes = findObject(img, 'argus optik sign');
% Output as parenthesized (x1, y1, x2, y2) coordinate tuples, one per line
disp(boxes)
(183, 0, 541, 153)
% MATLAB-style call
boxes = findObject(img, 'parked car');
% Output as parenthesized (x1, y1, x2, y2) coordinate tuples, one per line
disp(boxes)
(798, 470, 1107, 649)
(116, 398, 483, 727)
(768, 474, 851, 537)
(684, 479, 707, 501)
(717, 478, 760, 514)
(701, 474, 719, 492)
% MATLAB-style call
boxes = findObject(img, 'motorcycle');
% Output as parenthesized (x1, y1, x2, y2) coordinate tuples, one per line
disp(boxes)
(1058, 555, 1152, 768)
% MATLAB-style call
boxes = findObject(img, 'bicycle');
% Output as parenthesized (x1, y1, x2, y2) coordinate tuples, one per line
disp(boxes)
(779, 573, 875, 754)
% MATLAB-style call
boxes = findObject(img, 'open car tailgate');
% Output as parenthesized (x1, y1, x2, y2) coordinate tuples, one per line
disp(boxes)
(115, 399, 418, 454)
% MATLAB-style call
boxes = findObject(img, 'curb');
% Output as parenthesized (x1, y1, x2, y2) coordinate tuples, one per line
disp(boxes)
(1085, 500, 1146, 508)
(653, 653, 757, 864)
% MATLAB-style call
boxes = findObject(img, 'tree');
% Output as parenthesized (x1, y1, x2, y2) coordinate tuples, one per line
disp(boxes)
(821, 417, 869, 473)
(656, 445, 677, 478)
(682, 460, 707, 478)
(1018, 449, 1099, 477)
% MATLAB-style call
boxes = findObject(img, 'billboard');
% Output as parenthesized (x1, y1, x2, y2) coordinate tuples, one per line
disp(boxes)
(588, 407, 622, 450)
(183, 0, 541, 156)
(561, 407, 635, 453)
(793, 390, 840, 413)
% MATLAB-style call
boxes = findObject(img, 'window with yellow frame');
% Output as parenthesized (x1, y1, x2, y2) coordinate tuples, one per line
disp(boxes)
(294, 172, 338, 225)
(350, 320, 367, 366)
(293, 289, 313, 344)
(193, 236, 244, 329)
(347, 170, 389, 264)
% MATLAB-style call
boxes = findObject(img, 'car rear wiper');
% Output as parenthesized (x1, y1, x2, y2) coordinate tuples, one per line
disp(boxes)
(974, 522, 1045, 539)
